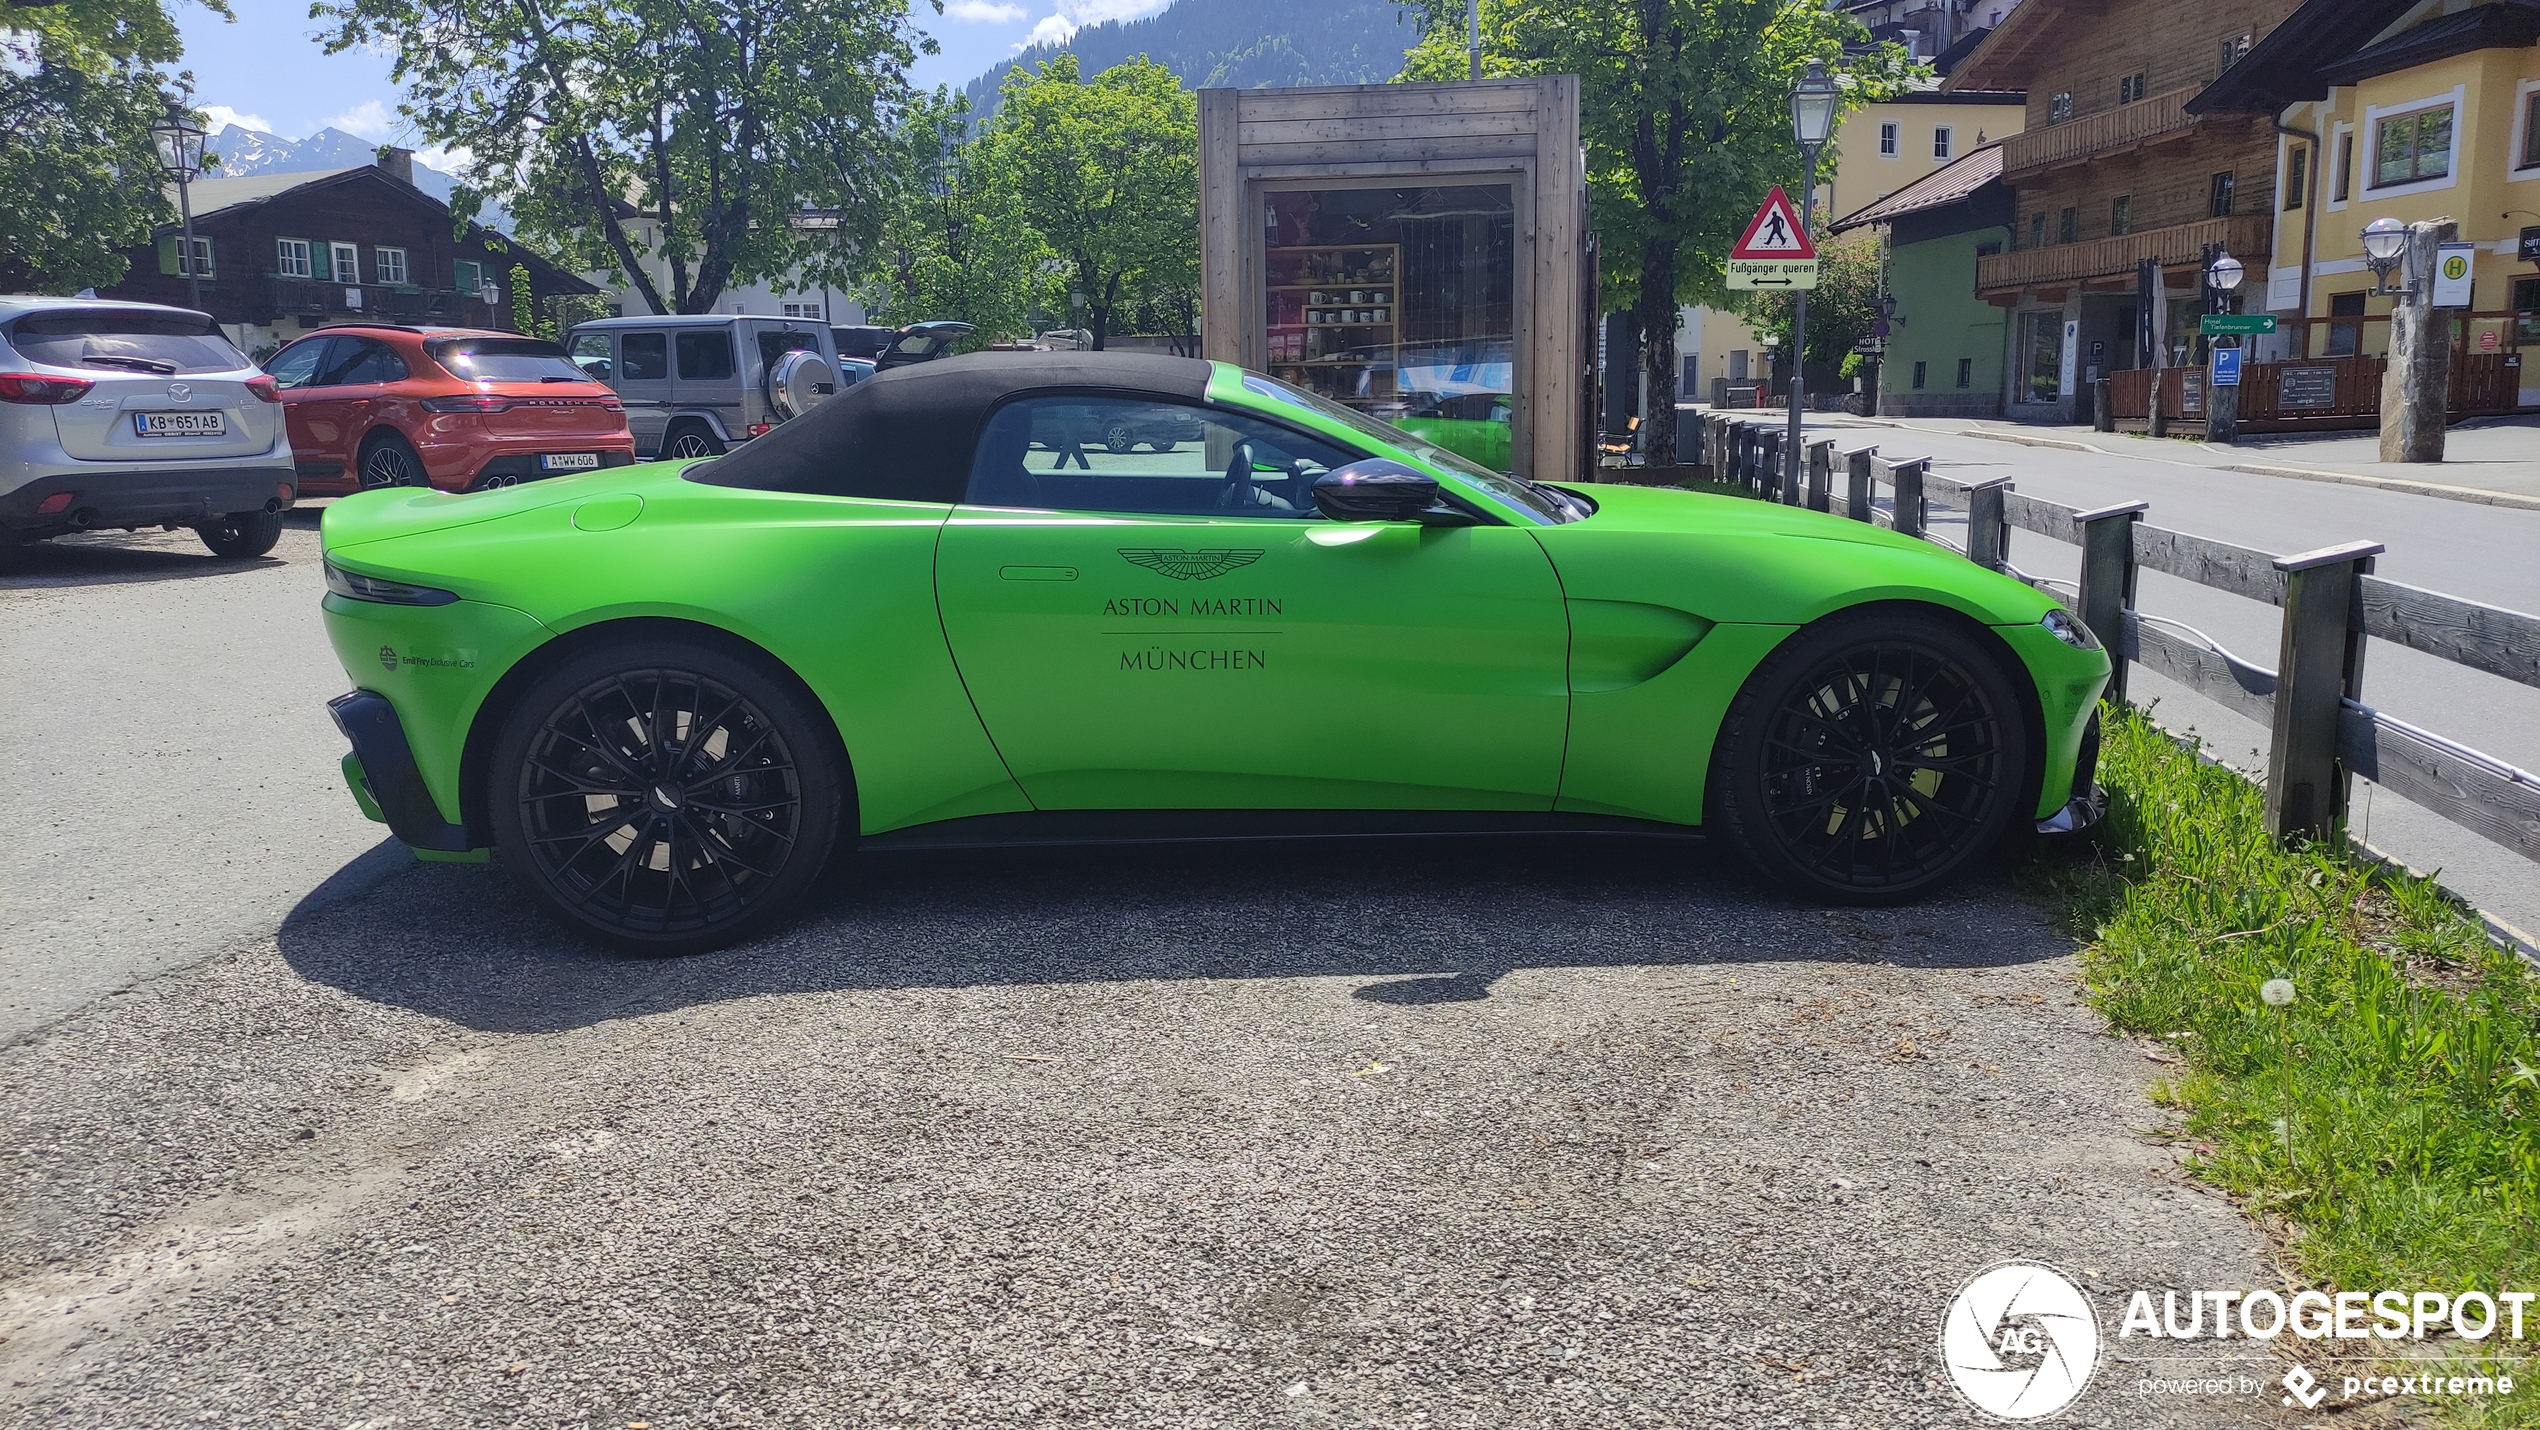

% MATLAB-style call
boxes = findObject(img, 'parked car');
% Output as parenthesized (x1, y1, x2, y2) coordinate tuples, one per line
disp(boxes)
(0, 296, 295, 568)
(836, 356, 877, 390)
(316, 352, 2108, 955)
(563, 315, 838, 459)
(262, 325, 634, 494)
(830, 325, 891, 362)
(874, 321, 975, 370)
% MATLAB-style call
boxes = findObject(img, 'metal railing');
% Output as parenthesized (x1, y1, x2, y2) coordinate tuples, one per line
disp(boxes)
(1690, 410, 2540, 874)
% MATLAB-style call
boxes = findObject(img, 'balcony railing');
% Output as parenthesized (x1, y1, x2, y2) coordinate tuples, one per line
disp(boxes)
(256, 276, 497, 327)
(1976, 214, 2272, 295)
(1999, 85, 2201, 179)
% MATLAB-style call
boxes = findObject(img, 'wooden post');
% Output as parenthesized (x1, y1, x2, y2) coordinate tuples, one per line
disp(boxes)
(1759, 430, 1782, 501)
(1963, 476, 2013, 570)
(1846, 446, 1875, 523)
(1890, 457, 1926, 539)
(1805, 439, 1834, 512)
(2073, 500, 2147, 704)
(2204, 348, 2240, 445)
(2265, 540, 2384, 842)
(2148, 373, 2169, 439)
(2092, 376, 2114, 432)
(2378, 219, 2455, 464)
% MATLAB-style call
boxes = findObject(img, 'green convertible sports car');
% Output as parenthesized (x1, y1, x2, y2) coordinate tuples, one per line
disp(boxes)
(319, 352, 2108, 954)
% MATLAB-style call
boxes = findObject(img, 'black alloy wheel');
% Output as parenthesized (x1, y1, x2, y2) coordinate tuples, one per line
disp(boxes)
(1716, 610, 2029, 901)
(488, 641, 844, 953)
(198, 510, 284, 558)
(664, 427, 723, 460)
(360, 434, 423, 489)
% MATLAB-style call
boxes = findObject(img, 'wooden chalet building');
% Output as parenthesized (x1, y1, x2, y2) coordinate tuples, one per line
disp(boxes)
(101, 151, 598, 359)
(1946, 0, 2303, 421)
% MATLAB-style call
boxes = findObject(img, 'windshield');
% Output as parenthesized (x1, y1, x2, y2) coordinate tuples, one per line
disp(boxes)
(1235, 373, 1581, 524)
(428, 337, 589, 383)
(9, 309, 247, 375)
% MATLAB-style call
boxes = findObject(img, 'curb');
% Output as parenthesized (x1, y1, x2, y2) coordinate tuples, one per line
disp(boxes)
(2218, 463, 2540, 512)
(1955, 428, 2104, 454)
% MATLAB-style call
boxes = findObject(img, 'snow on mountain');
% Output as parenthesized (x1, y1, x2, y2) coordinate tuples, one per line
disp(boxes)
(202, 125, 511, 231)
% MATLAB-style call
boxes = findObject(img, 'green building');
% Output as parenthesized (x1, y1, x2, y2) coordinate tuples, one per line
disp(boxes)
(1830, 143, 2014, 419)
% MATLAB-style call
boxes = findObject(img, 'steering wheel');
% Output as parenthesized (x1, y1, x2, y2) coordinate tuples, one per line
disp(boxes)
(1216, 438, 1257, 511)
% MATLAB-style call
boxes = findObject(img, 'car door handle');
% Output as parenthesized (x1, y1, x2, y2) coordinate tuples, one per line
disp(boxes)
(999, 566, 1078, 581)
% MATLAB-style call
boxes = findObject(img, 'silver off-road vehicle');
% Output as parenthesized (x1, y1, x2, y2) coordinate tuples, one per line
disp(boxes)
(0, 297, 296, 570)
(562, 314, 840, 460)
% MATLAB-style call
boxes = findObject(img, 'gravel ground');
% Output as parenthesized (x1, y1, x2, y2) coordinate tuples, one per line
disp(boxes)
(1, 838, 2307, 1428)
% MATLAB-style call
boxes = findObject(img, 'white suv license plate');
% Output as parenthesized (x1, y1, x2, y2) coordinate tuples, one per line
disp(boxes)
(540, 452, 601, 471)
(134, 411, 226, 438)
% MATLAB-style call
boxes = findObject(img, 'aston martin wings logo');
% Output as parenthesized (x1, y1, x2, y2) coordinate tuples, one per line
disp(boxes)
(1118, 548, 1264, 582)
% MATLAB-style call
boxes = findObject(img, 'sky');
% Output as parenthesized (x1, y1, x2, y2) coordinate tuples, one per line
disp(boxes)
(170, 0, 1175, 163)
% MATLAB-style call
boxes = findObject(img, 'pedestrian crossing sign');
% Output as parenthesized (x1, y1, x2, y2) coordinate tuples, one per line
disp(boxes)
(1730, 187, 1816, 260)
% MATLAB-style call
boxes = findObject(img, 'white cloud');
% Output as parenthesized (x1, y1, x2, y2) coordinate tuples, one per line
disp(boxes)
(1010, 0, 1171, 49)
(415, 143, 477, 180)
(325, 99, 396, 140)
(199, 105, 274, 135)
(946, 0, 1026, 19)
(1016, 12, 1077, 47)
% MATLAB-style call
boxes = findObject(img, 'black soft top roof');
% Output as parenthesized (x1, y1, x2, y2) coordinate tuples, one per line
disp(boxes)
(686, 349, 1215, 504)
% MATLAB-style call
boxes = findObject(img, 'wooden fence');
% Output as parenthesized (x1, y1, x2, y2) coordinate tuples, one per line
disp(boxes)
(2103, 353, 2523, 432)
(1689, 410, 2540, 879)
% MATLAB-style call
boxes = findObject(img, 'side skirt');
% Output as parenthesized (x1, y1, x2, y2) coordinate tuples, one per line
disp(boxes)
(857, 808, 1705, 853)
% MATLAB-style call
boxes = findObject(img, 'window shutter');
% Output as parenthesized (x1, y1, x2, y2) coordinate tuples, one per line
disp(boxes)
(158, 235, 179, 275)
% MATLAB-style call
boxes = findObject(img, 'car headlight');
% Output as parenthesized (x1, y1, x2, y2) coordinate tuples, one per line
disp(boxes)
(2040, 607, 2098, 650)
(324, 558, 458, 607)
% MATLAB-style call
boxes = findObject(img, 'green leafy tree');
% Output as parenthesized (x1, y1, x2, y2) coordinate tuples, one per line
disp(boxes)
(1401, 0, 1909, 463)
(983, 53, 1197, 351)
(1, 0, 222, 292)
(319, 0, 928, 314)
(1742, 231, 1881, 375)
(865, 90, 1048, 347)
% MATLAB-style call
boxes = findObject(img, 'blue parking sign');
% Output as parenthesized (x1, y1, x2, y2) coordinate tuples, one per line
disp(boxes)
(2211, 346, 2242, 387)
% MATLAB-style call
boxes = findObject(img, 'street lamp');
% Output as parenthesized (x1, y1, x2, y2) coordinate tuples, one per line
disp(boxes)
(149, 95, 208, 310)
(1782, 59, 1839, 493)
(2360, 217, 2409, 295)
(2206, 251, 2244, 295)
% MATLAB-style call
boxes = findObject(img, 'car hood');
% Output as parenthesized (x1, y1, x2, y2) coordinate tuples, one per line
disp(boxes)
(1538, 479, 2059, 628)
(322, 461, 687, 554)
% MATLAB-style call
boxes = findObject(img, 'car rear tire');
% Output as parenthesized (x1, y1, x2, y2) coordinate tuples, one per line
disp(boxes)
(359, 432, 424, 489)
(1102, 423, 1136, 454)
(198, 510, 284, 558)
(487, 638, 845, 955)
(1713, 608, 2030, 903)
(664, 424, 724, 461)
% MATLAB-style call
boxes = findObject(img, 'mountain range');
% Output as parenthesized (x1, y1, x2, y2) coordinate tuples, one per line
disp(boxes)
(201, 125, 510, 228)
(962, 0, 1422, 114)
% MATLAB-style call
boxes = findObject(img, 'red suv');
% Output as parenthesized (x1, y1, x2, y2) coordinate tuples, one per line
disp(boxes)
(263, 325, 635, 494)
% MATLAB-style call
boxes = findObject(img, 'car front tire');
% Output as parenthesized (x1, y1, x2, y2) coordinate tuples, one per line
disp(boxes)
(487, 638, 846, 955)
(1713, 608, 2030, 903)
(198, 510, 284, 558)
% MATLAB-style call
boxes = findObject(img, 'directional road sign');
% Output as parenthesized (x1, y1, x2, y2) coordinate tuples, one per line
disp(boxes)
(2200, 314, 2277, 335)
(1725, 186, 1820, 290)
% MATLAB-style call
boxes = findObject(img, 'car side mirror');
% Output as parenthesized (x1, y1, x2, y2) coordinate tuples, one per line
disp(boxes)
(1311, 459, 1442, 522)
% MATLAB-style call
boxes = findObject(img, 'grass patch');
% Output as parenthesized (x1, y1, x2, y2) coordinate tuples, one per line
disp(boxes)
(2045, 707, 2540, 1370)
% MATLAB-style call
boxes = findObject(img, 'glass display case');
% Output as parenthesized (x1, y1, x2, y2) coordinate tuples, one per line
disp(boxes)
(1260, 185, 1514, 467)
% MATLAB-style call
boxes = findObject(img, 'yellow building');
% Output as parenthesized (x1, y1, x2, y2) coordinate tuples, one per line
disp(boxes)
(1679, 88, 2025, 403)
(2194, 0, 2539, 406)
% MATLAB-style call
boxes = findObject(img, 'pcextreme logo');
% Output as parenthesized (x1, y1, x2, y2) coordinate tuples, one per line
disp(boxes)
(1942, 1261, 2101, 1420)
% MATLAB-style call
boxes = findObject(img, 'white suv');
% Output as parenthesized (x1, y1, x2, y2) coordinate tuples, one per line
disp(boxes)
(0, 297, 296, 570)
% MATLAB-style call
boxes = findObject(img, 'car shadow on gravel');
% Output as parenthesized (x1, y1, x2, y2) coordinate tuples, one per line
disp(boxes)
(0, 534, 287, 590)
(276, 834, 2077, 1035)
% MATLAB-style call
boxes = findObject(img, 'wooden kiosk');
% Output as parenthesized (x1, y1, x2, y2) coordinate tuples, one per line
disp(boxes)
(1198, 77, 1592, 482)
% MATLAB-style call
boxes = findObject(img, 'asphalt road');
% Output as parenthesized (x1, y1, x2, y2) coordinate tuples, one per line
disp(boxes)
(0, 514, 390, 1045)
(1788, 414, 2540, 941)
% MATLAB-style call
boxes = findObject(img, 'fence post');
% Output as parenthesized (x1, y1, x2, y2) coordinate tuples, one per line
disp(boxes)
(1889, 457, 1926, 539)
(2148, 372, 2170, 439)
(1728, 424, 1747, 491)
(1760, 430, 1783, 501)
(1806, 439, 1834, 512)
(2073, 500, 2147, 704)
(2264, 540, 2384, 842)
(1963, 476, 2013, 570)
(2092, 377, 2115, 433)
(1846, 446, 1875, 523)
